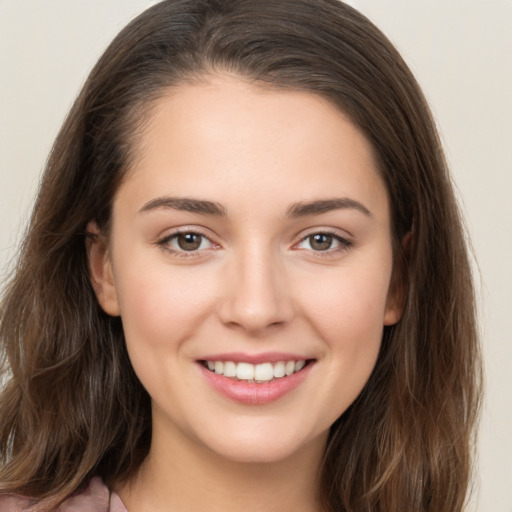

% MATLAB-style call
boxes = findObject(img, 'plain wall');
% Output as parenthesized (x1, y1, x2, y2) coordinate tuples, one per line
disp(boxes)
(1, 1, 511, 510)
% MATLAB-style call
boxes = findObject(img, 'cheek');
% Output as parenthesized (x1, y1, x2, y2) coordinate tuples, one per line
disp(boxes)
(299, 265, 391, 421)
(115, 263, 218, 345)
(300, 264, 392, 339)
(112, 262, 220, 403)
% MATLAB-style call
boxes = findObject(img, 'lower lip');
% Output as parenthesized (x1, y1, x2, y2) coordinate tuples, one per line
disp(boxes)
(198, 362, 314, 405)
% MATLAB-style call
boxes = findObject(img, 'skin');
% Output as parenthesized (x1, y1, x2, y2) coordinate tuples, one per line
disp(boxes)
(89, 74, 403, 512)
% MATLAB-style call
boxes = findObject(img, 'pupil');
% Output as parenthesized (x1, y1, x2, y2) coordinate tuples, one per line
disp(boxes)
(311, 234, 332, 251)
(178, 233, 201, 251)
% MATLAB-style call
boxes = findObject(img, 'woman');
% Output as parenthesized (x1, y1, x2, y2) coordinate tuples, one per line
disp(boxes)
(0, 1, 481, 510)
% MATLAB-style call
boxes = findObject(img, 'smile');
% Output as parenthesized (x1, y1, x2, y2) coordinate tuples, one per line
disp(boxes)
(203, 360, 307, 383)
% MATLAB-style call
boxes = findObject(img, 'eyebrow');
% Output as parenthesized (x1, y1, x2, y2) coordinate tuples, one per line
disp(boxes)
(139, 196, 227, 216)
(138, 196, 371, 218)
(286, 198, 371, 218)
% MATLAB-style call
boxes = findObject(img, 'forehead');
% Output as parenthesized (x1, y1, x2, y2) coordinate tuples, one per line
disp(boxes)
(118, 74, 389, 219)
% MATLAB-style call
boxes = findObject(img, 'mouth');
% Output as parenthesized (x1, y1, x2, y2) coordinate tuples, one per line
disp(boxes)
(199, 359, 314, 384)
(197, 352, 316, 404)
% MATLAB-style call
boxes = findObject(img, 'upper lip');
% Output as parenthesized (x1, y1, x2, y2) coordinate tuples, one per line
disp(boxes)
(198, 352, 314, 365)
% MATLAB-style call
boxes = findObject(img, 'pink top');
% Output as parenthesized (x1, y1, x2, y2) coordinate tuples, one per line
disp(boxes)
(0, 477, 127, 512)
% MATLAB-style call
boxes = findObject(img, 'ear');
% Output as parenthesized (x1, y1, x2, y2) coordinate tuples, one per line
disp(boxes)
(86, 221, 121, 317)
(383, 232, 411, 326)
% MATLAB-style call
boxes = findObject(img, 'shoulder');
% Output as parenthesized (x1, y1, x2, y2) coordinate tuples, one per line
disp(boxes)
(0, 477, 127, 512)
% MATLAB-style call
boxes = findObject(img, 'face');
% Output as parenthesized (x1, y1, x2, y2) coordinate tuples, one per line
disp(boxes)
(89, 74, 402, 465)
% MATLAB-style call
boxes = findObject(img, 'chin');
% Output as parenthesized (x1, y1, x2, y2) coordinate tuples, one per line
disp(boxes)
(199, 422, 327, 465)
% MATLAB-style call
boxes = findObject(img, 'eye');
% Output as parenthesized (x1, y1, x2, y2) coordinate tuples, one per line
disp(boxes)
(296, 232, 351, 252)
(159, 231, 215, 254)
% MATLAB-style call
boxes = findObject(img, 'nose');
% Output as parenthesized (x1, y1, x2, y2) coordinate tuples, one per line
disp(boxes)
(217, 245, 294, 335)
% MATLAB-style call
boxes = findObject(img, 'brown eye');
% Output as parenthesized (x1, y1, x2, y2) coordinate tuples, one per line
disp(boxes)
(158, 230, 216, 257)
(309, 233, 334, 251)
(295, 232, 351, 254)
(177, 233, 203, 251)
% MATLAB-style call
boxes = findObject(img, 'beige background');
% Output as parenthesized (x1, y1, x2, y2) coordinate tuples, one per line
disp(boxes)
(1, 1, 511, 510)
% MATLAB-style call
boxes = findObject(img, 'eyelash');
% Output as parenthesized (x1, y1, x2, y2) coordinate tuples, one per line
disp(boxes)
(156, 229, 352, 259)
(156, 229, 217, 259)
(295, 231, 352, 257)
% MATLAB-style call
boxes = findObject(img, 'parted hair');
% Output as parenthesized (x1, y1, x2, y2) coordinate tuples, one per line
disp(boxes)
(0, 1, 481, 510)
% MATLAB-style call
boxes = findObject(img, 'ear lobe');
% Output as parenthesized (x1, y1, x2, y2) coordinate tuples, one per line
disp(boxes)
(384, 232, 411, 326)
(86, 221, 120, 317)
(383, 283, 404, 326)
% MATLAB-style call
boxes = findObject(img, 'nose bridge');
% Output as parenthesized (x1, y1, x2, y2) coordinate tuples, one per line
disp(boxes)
(220, 239, 293, 333)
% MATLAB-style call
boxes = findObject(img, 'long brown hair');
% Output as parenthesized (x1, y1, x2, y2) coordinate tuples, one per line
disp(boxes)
(0, 1, 481, 510)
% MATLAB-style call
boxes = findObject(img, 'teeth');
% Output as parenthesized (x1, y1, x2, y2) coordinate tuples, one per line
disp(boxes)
(205, 360, 308, 382)
(223, 361, 237, 378)
(254, 363, 273, 382)
(236, 362, 254, 380)
(273, 361, 285, 378)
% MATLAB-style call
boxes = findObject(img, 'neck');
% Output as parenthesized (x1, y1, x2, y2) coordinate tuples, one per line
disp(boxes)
(115, 420, 327, 512)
